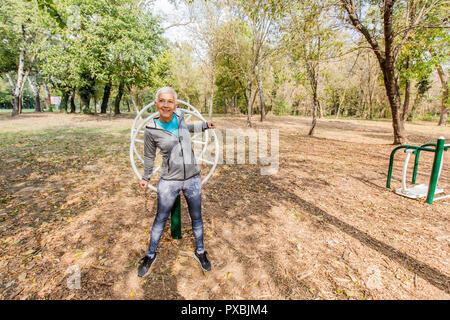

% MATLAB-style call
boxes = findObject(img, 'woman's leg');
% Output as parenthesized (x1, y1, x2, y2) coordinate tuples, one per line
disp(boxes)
(182, 174, 204, 254)
(147, 178, 182, 258)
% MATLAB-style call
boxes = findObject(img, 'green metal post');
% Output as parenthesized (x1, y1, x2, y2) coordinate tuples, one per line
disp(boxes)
(170, 194, 182, 239)
(426, 137, 445, 204)
(387, 153, 394, 189)
(412, 143, 437, 184)
(412, 150, 420, 185)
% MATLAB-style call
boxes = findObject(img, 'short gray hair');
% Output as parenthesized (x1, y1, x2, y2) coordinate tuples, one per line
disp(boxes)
(155, 86, 177, 102)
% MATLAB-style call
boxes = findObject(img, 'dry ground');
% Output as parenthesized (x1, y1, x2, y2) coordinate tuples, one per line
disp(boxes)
(0, 112, 449, 300)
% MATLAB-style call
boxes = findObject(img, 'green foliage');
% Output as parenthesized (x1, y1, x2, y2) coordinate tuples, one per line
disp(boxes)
(214, 37, 248, 109)
(396, 8, 448, 91)
(272, 99, 290, 115)
(30, 0, 67, 28)
(1, 0, 167, 113)
(281, 0, 343, 93)
(38, 0, 165, 90)
(1, 0, 447, 120)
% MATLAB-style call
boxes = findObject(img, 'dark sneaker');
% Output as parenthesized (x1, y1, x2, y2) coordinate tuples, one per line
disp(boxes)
(194, 251, 211, 271)
(137, 254, 156, 277)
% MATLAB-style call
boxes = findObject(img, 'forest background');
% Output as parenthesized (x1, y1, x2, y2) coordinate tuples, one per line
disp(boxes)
(1, 0, 448, 144)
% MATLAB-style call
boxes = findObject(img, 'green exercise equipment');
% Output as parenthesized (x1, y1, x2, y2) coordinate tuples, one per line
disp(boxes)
(170, 194, 182, 239)
(387, 136, 449, 204)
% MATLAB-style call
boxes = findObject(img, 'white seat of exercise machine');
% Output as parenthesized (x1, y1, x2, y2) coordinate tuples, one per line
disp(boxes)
(395, 183, 444, 199)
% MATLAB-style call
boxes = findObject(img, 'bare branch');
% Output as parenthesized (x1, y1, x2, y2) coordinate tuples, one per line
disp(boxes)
(163, 21, 194, 30)
(340, 0, 385, 65)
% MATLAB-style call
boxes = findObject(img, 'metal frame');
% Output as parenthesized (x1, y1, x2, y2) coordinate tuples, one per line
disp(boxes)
(386, 136, 449, 204)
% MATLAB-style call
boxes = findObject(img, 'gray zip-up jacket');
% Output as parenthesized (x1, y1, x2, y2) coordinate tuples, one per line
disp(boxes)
(142, 108, 209, 181)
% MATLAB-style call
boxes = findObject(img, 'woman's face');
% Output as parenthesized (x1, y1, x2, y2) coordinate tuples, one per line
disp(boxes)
(155, 92, 178, 120)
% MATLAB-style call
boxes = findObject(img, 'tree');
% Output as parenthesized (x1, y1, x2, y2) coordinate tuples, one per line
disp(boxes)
(1, 0, 58, 115)
(214, 45, 248, 114)
(184, 0, 224, 120)
(224, 0, 278, 126)
(103, 0, 165, 114)
(37, 0, 165, 114)
(282, 0, 342, 135)
(339, 0, 446, 144)
(0, 0, 33, 116)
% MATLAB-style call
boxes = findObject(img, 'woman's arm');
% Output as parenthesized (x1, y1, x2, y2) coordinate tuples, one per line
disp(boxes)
(142, 130, 156, 181)
(187, 121, 216, 133)
(187, 121, 209, 133)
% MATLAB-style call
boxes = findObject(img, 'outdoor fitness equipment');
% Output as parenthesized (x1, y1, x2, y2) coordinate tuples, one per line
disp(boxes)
(386, 136, 449, 204)
(130, 100, 219, 238)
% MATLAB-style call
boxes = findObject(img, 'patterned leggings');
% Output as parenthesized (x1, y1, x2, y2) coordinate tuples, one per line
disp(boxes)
(147, 173, 204, 258)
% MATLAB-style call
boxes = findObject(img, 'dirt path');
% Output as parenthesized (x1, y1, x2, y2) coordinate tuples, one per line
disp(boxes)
(0, 113, 448, 300)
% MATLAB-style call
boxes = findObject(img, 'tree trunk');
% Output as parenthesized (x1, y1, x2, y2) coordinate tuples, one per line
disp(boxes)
(309, 96, 318, 136)
(19, 93, 23, 113)
(437, 65, 448, 126)
(306, 61, 319, 136)
(60, 90, 70, 112)
(400, 57, 411, 122)
(318, 100, 323, 118)
(70, 90, 76, 113)
(382, 0, 406, 144)
(385, 82, 405, 145)
(341, 0, 406, 144)
(401, 80, 410, 122)
(27, 75, 41, 112)
(93, 90, 97, 115)
(18, 70, 28, 114)
(13, 96, 20, 116)
(79, 90, 91, 114)
(101, 80, 112, 114)
(258, 65, 266, 122)
(43, 81, 51, 111)
(246, 79, 252, 127)
(382, 64, 405, 144)
(114, 81, 124, 115)
(12, 49, 27, 117)
(367, 53, 374, 120)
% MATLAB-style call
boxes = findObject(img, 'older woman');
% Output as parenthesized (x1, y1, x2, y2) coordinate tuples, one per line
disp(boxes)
(138, 86, 216, 277)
